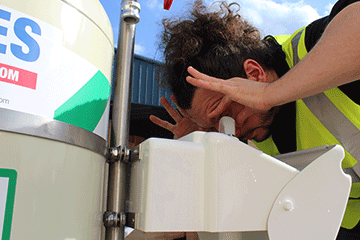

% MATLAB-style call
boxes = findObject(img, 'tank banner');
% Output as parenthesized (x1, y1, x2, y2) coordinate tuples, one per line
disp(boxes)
(0, 169, 17, 240)
(0, 5, 111, 140)
(0, 63, 37, 90)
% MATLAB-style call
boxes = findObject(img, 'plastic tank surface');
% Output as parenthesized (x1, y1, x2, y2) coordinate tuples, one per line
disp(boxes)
(0, 0, 114, 239)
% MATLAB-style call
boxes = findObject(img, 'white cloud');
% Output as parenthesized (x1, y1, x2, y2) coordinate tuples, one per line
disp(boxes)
(147, 0, 163, 10)
(324, 2, 335, 15)
(205, 0, 321, 36)
(135, 44, 146, 55)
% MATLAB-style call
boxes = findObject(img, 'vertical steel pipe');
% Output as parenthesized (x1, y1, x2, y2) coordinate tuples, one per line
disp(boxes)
(105, 1, 140, 240)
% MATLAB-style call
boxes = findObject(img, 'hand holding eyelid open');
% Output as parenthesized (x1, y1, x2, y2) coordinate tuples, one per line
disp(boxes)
(186, 66, 272, 112)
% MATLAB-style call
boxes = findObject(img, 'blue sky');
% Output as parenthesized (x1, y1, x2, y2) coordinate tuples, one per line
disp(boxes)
(99, 0, 337, 61)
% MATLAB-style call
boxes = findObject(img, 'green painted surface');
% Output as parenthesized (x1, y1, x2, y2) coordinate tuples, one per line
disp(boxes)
(0, 169, 17, 240)
(54, 71, 111, 132)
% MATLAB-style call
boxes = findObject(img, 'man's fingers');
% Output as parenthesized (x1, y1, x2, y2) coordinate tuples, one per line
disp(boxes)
(170, 95, 180, 108)
(187, 66, 226, 91)
(187, 66, 220, 82)
(187, 67, 238, 97)
(160, 97, 182, 122)
(186, 75, 226, 94)
(149, 115, 174, 132)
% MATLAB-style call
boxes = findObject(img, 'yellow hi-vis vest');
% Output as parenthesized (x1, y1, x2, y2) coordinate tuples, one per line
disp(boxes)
(253, 27, 360, 229)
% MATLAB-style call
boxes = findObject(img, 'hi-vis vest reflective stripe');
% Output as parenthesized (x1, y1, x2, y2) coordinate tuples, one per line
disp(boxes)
(253, 28, 360, 229)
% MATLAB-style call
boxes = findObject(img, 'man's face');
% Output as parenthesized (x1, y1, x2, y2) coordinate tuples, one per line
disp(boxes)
(186, 87, 278, 142)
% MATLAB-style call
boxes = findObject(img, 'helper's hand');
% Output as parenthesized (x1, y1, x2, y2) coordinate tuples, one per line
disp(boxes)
(150, 95, 210, 139)
(186, 66, 272, 111)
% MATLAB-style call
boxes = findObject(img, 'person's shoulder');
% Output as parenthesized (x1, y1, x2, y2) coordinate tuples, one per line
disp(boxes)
(304, 0, 360, 52)
(304, 17, 329, 52)
(329, 0, 360, 21)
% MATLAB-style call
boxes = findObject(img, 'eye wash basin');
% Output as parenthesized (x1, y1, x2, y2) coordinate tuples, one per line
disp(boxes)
(127, 118, 351, 240)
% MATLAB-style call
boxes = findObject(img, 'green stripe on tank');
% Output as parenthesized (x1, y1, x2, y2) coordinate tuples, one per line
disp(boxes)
(54, 71, 111, 132)
(0, 169, 17, 240)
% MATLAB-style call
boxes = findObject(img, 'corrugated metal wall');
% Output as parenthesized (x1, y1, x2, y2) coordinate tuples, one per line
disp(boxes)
(111, 53, 172, 106)
(131, 54, 172, 106)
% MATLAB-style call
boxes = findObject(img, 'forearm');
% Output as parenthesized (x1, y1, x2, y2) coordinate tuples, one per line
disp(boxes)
(266, 2, 360, 107)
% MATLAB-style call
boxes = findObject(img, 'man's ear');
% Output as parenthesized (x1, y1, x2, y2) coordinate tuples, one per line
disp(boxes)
(243, 59, 266, 82)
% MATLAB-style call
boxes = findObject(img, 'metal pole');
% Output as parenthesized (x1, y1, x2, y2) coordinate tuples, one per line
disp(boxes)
(105, 1, 140, 240)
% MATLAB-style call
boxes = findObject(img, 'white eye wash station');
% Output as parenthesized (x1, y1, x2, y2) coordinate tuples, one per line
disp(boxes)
(0, 0, 352, 240)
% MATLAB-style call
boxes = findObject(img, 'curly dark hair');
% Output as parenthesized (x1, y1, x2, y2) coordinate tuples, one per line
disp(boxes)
(158, 0, 284, 109)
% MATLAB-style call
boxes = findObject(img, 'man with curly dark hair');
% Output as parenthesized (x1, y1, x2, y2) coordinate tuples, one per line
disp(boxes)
(150, 0, 360, 238)
(151, 1, 285, 140)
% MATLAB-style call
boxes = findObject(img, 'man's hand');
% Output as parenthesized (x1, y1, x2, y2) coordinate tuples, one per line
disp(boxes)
(186, 66, 272, 111)
(150, 95, 216, 139)
(150, 95, 204, 139)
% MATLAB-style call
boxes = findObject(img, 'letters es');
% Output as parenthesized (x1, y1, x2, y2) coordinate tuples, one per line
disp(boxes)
(0, 8, 41, 62)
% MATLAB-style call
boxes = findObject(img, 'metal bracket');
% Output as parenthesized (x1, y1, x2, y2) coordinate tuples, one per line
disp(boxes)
(106, 146, 131, 163)
(103, 211, 137, 229)
(103, 212, 126, 228)
(103, 145, 140, 230)
(125, 212, 137, 229)
(106, 145, 140, 163)
(130, 145, 140, 163)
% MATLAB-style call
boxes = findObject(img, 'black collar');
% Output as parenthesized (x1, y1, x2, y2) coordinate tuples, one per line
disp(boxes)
(263, 35, 296, 154)
(270, 101, 297, 154)
(263, 35, 290, 78)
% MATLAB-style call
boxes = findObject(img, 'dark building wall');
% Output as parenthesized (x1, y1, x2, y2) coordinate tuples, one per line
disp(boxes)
(131, 54, 172, 107)
(111, 53, 175, 139)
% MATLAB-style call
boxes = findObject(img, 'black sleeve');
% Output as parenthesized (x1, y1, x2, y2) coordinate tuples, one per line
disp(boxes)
(304, 16, 329, 52)
(304, 0, 360, 104)
(305, 0, 360, 51)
